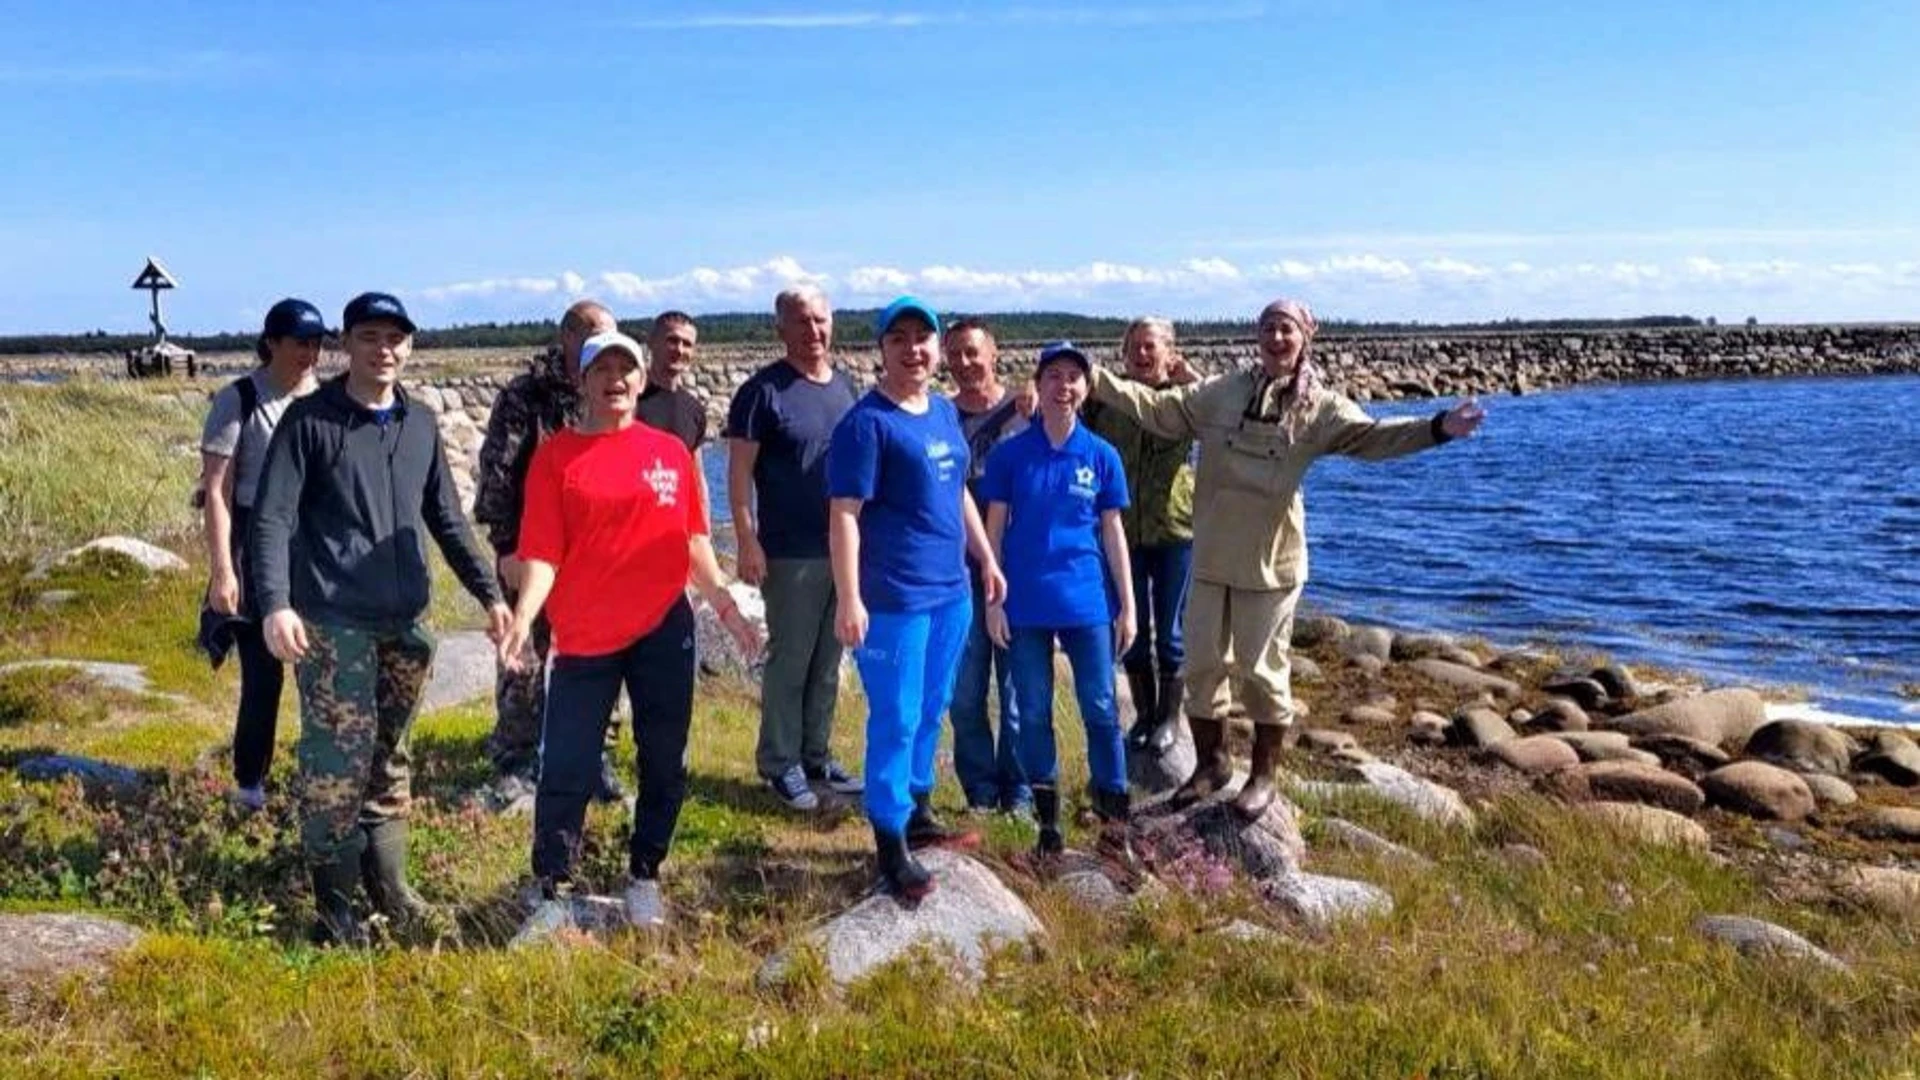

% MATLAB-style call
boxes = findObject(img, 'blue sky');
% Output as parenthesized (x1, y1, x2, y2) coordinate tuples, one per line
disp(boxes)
(2, 0, 1917, 333)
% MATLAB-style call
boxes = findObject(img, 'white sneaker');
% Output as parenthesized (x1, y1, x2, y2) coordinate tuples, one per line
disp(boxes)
(510, 898, 576, 947)
(230, 785, 266, 813)
(623, 877, 667, 930)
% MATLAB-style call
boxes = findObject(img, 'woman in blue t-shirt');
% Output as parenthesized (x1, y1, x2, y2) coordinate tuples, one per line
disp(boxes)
(827, 296, 1009, 901)
(981, 342, 1137, 866)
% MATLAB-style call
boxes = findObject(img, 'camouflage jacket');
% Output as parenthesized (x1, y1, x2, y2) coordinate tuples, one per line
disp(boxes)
(1083, 380, 1196, 548)
(472, 346, 579, 555)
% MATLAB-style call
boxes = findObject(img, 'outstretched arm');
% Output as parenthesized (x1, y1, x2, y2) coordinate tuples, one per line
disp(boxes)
(1320, 394, 1484, 461)
(1085, 365, 1205, 441)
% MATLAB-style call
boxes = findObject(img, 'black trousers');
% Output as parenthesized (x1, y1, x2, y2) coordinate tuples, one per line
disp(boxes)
(532, 598, 697, 883)
(229, 506, 286, 789)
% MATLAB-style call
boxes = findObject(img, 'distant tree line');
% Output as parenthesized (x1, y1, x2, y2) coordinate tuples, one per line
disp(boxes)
(0, 313, 1704, 355)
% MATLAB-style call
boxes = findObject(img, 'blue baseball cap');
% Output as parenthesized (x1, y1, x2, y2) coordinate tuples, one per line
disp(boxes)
(1036, 340, 1092, 376)
(874, 296, 941, 341)
(577, 330, 646, 374)
(260, 298, 329, 340)
(341, 291, 417, 334)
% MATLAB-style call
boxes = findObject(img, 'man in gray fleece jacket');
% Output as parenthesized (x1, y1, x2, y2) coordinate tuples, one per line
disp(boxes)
(250, 291, 510, 945)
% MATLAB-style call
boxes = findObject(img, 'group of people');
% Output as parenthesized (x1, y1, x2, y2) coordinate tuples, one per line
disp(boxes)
(200, 283, 1485, 941)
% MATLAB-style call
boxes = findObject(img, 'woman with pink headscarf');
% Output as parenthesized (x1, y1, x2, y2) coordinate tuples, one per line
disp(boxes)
(1085, 298, 1484, 819)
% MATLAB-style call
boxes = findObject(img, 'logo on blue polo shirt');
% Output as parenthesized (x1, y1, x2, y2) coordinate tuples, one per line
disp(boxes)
(1069, 464, 1097, 500)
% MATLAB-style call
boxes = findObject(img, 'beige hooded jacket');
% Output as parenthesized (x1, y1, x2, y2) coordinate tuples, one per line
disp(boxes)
(1088, 365, 1445, 593)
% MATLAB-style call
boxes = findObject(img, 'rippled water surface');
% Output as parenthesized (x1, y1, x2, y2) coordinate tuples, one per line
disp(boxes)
(706, 375, 1920, 721)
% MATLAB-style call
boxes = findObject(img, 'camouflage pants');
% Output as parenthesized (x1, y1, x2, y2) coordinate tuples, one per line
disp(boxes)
(484, 583, 618, 775)
(294, 621, 436, 862)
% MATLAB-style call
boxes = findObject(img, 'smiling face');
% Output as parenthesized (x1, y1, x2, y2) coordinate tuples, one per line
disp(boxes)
(1257, 311, 1308, 377)
(878, 314, 939, 396)
(581, 347, 642, 422)
(1036, 358, 1088, 422)
(1123, 323, 1172, 383)
(943, 326, 998, 395)
(648, 318, 697, 385)
(344, 320, 412, 393)
(776, 292, 833, 367)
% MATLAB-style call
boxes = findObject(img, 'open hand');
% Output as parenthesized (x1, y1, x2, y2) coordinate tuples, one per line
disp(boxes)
(497, 619, 531, 672)
(1442, 397, 1486, 439)
(985, 604, 1011, 650)
(836, 595, 870, 649)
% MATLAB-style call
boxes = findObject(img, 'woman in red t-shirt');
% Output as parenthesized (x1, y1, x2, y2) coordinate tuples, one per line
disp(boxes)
(497, 330, 761, 931)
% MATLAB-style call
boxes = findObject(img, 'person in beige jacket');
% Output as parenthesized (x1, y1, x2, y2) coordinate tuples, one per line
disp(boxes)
(1086, 297, 1485, 819)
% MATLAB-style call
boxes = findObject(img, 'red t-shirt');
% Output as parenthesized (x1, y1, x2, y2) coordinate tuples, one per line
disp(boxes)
(517, 422, 708, 657)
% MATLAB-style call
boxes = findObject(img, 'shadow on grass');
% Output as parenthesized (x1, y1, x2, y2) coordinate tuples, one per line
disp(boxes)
(410, 724, 496, 800)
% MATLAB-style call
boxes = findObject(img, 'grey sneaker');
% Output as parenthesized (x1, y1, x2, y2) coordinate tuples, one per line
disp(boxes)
(767, 765, 820, 811)
(229, 785, 267, 813)
(510, 898, 576, 947)
(623, 877, 667, 930)
(805, 759, 864, 795)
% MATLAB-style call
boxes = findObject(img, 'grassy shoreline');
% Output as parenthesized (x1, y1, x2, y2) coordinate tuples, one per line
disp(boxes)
(1, 381, 1916, 1078)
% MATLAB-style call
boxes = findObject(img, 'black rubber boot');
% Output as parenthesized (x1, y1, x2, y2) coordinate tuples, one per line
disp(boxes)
(1150, 672, 1185, 755)
(309, 857, 368, 948)
(875, 827, 935, 902)
(906, 791, 980, 852)
(360, 819, 439, 932)
(1032, 785, 1065, 857)
(1123, 669, 1160, 751)
(1233, 724, 1289, 821)
(1171, 715, 1234, 807)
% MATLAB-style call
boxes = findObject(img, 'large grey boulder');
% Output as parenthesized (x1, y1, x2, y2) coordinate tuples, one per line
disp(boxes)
(1743, 720, 1857, 777)
(1291, 761, 1476, 829)
(0, 913, 145, 1005)
(757, 850, 1043, 989)
(1694, 915, 1848, 972)
(1487, 735, 1581, 775)
(1609, 689, 1767, 750)
(1579, 802, 1710, 850)
(30, 536, 189, 579)
(1316, 818, 1435, 871)
(419, 631, 498, 711)
(1851, 807, 1920, 843)
(1264, 872, 1393, 930)
(1855, 731, 1920, 787)
(1342, 625, 1395, 664)
(1409, 659, 1521, 698)
(1543, 760, 1706, 816)
(1143, 798, 1306, 882)
(1701, 762, 1816, 822)
(1450, 706, 1517, 748)
(1128, 720, 1197, 798)
(1834, 866, 1920, 920)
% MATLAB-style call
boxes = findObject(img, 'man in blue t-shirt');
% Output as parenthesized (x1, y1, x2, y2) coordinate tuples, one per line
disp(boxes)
(725, 286, 863, 811)
(980, 341, 1138, 866)
(827, 296, 1008, 902)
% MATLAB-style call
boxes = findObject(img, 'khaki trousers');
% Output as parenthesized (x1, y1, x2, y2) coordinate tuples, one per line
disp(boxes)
(1182, 580, 1303, 727)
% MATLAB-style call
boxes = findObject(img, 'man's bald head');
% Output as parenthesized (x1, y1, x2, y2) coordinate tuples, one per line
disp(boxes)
(558, 299, 617, 372)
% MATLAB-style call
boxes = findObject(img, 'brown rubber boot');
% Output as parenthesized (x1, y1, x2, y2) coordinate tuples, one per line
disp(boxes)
(1093, 788, 1141, 877)
(1170, 715, 1233, 806)
(1232, 723, 1290, 821)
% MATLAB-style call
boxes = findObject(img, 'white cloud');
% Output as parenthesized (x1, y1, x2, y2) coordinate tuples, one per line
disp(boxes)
(413, 251, 1920, 323)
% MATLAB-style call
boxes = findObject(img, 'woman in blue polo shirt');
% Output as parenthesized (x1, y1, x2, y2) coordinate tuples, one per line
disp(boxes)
(981, 342, 1137, 864)
(828, 296, 1009, 901)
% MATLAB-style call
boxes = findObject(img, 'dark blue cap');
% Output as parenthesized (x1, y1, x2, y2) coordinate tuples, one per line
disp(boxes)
(342, 291, 417, 334)
(874, 296, 941, 341)
(261, 298, 329, 340)
(1036, 340, 1091, 375)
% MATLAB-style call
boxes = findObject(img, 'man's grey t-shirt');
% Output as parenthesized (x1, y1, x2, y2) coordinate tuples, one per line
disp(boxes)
(199, 370, 312, 508)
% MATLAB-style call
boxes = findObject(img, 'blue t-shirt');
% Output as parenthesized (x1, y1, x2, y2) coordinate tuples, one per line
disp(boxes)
(826, 392, 971, 613)
(724, 361, 858, 559)
(980, 423, 1130, 629)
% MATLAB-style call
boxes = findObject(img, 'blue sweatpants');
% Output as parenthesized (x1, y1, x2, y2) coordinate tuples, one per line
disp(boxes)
(854, 594, 973, 835)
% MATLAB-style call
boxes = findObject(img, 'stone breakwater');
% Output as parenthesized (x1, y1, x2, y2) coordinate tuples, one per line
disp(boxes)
(403, 323, 1920, 508)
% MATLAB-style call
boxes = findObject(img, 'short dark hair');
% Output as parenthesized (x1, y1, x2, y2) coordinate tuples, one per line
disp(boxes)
(651, 310, 697, 335)
(943, 316, 995, 342)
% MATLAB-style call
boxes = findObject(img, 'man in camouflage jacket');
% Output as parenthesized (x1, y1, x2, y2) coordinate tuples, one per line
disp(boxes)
(472, 300, 626, 801)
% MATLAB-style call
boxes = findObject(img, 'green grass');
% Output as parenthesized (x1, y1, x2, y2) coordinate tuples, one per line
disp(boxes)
(1, 381, 1917, 1077)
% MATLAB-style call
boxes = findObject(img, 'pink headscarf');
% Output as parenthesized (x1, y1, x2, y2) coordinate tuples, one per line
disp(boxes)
(1258, 298, 1321, 438)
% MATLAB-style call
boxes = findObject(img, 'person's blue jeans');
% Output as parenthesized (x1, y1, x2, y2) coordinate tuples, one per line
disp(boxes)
(1008, 624, 1126, 796)
(855, 594, 973, 835)
(948, 580, 1028, 810)
(1123, 542, 1193, 678)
